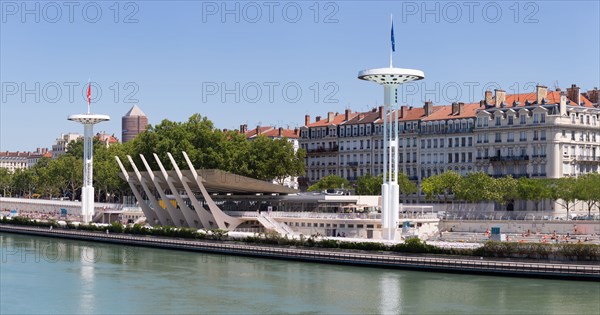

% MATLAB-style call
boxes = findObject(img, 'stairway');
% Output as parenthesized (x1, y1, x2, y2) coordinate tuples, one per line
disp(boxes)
(257, 213, 295, 236)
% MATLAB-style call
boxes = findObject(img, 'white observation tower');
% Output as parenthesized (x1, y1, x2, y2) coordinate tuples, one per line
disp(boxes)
(68, 83, 110, 223)
(358, 16, 424, 241)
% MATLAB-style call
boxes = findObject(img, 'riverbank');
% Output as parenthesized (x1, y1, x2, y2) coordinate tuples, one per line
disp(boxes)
(1, 224, 598, 281)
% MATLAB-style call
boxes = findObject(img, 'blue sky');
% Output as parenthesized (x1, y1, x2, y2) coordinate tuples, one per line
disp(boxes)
(1, 1, 599, 151)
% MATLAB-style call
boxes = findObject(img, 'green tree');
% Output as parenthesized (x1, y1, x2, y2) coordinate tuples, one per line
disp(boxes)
(356, 174, 382, 195)
(576, 174, 600, 216)
(56, 155, 83, 201)
(245, 136, 305, 182)
(454, 172, 498, 203)
(12, 168, 36, 198)
(32, 157, 60, 198)
(517, 178, 551, 211)
(495, 176, 519, 210)
(307, 175, 349, 192)
(421, 171, 461, 202)
(0, 168, 12, 197)
(548, 178, 579, 219)
(127, 114, 304, 183)
(397, 172, 417, 197)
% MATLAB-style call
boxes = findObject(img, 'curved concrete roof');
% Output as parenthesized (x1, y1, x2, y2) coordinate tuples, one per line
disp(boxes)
(121, 169, 298, 195)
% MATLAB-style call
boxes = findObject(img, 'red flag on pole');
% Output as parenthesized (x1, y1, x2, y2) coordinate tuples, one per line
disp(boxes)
(87, 83, 91, 105)
(86, 82, 91, 114)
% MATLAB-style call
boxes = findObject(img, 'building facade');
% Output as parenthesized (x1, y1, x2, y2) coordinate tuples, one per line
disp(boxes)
(51, 133, 82, 158)
(300, 85, 600, 186)
(0, 148, 52, 172)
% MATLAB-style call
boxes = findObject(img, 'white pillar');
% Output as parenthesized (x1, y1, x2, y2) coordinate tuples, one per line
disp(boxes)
(381, 84, 400, 241)
(82, 124, 94, 223)
(358, 67, 425, 241)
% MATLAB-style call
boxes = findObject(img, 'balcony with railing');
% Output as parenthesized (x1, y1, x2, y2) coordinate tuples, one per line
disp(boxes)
(489, 155, 529, 162)
(307, 146, 339, 155)
(577, 156, 600, 162)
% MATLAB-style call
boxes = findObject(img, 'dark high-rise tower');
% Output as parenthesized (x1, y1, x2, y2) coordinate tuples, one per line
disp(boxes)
(122, 105, 148, 143)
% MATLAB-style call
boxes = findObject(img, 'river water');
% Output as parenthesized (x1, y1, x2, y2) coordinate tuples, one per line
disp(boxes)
(1, 233, 598, 315)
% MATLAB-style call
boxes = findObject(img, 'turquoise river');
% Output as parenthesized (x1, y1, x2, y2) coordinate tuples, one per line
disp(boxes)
(1, 233, 599, 314)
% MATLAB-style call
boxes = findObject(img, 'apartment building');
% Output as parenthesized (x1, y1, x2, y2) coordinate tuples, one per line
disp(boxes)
(51, 133, 82, 158)
(300, 84, 600, 186)
(0, 148, 52, 172)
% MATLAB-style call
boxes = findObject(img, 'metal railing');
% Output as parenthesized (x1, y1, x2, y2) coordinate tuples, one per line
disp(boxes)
(2, 225, 598, 279)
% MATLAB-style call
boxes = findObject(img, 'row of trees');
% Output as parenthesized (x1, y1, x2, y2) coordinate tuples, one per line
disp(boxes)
(422, 171, 600, 216)
(307, 173, 417, 197)
(128, 114, 305, 183)
(306, 171, 600, 216)
(0, 139, 129, 202)
(0, 114, 306, 201)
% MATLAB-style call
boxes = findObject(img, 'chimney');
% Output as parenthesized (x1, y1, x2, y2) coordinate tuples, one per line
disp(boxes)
(378, 106, 384, 119)
(294, 128, 299, 136)
(424, 101, 433, 116)
(327, 111, 334, 123)
(451, 102, 458, 115)
(536, 85, 548, 104)
(485, 90, 493, 105)
(495, 89, 506, 107)
(458, 102, 465, 115)
(278, 127, 283, 137)
(240, 124, 248, 133)
(584, 88, 599, 104)
(304, 115, 310, 126)
(401, 105, 407, 118)
(255, 126, 260, 136)
(567, 84, 581, 106)
(560, 92, 567, 116)
(479, 100, 485, 108)
(345, 109, 351, 121)
(315, 116, 321, 122)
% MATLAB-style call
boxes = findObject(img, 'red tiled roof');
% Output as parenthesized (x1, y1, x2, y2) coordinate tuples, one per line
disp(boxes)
(0, 151, 52, 158)
(306, 112, 357, 127)
(0, 151, 31, 158)
(261, 128, 300, 139)
(373, 106, 431, 124)
(490, 91, 593, 108)
(244, 126, 299, 139)
(422, 103, 480, 121)
(244, 126, 274, 138)
(342, 110, 381, 125)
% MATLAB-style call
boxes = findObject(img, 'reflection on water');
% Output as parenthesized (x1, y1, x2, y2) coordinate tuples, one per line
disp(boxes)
(78, 246, 95, 315)
(1, 233, 599, 315)
(379, 274, 401, 314)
